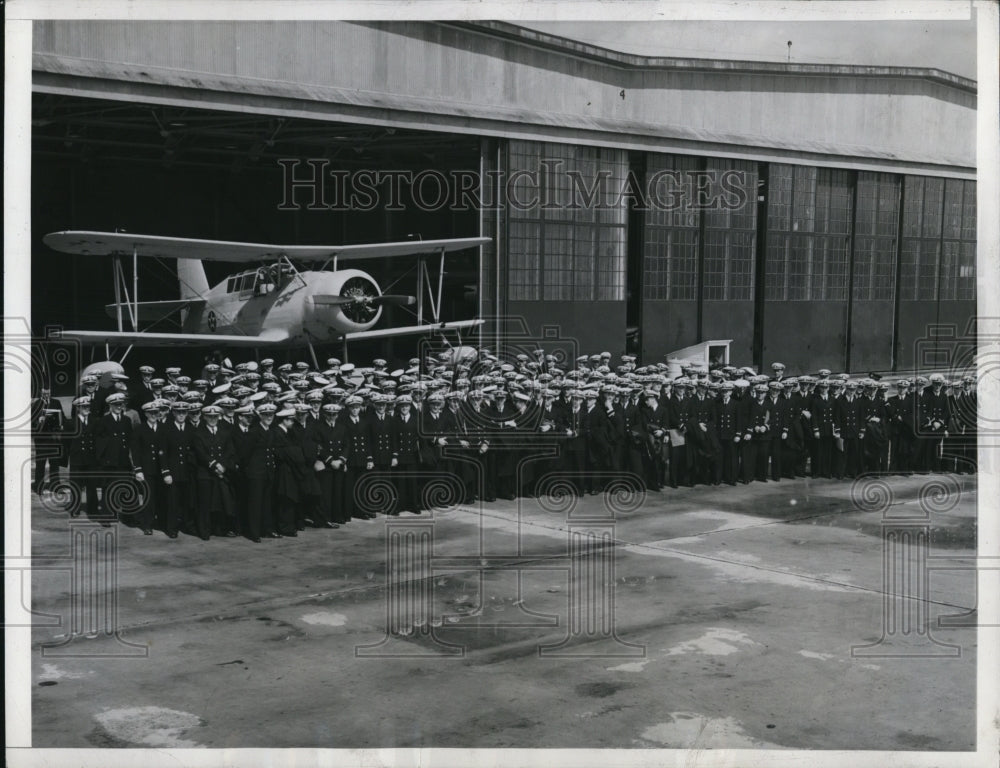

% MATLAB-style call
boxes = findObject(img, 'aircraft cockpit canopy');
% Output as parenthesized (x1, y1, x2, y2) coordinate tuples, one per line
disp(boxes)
(225, 264, 293, 297)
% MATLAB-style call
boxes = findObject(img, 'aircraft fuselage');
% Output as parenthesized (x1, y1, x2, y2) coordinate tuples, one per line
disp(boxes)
(184, 267, 383, 344)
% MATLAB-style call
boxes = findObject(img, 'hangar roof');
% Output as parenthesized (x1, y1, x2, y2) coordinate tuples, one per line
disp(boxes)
(32, 20, 976, 176)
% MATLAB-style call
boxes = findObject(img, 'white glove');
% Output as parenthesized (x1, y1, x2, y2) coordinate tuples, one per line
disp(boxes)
(314, 460, 325, 472)
(459, 440, 470, 448)
(366, 461, 374, 471)
(479, 443, 488, 454)
(391, 457, 398, 468)
(734, 436, 741, 443)
(163, 474, 173, 486)
(135, 472, 145, 483)
(699, 423, 707, 432)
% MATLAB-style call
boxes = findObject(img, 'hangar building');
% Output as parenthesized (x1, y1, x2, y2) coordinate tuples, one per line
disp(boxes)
(31, 20, 977, 372)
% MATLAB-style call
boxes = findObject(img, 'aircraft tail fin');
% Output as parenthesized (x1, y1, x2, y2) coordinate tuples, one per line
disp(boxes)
(177, 258, 210, 300)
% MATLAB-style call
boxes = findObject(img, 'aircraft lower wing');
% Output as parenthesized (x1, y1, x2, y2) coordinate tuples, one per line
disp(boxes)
(343, 319, 484, 341)
(52, 329, 290, 347)
(51, 322, 479, 347)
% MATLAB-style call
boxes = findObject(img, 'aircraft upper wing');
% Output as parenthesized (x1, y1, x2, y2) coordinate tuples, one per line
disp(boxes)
(44, 231, 490, 263)
(52, 329, 290, 348)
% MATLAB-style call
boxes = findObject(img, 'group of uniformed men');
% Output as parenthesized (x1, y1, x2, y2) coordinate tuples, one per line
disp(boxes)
(30, 348, 977, 542)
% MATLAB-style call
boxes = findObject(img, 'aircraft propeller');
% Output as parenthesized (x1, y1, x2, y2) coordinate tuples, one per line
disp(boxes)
(313, 276, 416, 324)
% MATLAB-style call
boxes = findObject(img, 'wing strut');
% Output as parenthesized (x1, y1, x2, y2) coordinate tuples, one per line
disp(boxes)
(111, 248, 142, 332)
(112, 256, 123, 332)
(416, 246, 448, 326)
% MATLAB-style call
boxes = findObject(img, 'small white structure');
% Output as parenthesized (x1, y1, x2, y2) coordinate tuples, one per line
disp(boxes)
(666, 340, 732, 377)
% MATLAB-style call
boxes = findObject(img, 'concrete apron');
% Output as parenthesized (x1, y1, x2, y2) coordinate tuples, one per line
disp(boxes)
(30, 473, 977, 750)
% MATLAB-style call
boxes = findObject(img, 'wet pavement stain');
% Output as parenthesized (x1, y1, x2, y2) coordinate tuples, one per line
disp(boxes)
(896, 731, 944, 749)
(575, 682, 635, 698)
(85, 726, 132, 748)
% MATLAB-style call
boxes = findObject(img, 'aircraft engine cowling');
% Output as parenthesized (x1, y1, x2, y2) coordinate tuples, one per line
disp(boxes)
(306, 268, 385, 336)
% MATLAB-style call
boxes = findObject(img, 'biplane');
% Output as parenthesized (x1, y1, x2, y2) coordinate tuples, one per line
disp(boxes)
(42, 230, 490, 366)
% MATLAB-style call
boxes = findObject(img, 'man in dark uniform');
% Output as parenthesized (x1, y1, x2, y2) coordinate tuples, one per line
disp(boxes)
(622, 386, 649, 488)
(445, 391, 477, 503)
(93, 392, 133, 521)
(243, 403, 279, 541)
(780, 378, 806, 478)
(131, 365, 157, 409)
(686, 380, 720, 486)
(368, 394, 400, 512)
(463, 389, 497, 502)
(834, 381, 864, 479)
(810, 380, 837, 479)
(765, 382, 790, 481)
(510, 390, 540, 498)
(488, 389, 518, 500)
(160, 401, 196, 538)
(341, 395, 375, 519)
(271, 407, 303, 536)
(421, 392, 458, 503)
(918, 373, 951, 472)
(230, 404, 256, 535)
(588, 385, 625, 493)
(310, 403, 344, 527)
(78, 374, 100, 404)
(193, 404, 238, 539)
(288, 402, 322, 528)
(887, 380, 917, 474)
(952, 375, 977, 473)
(714, 382, 741, 485)
(534, 388, 566, 494)
(392, 395, 423, 513)
(130, 400, 164, 535)
(796, 376, 816, 476)
(744, 383, 772, 482)
(638, 389, 666, 491)
(31, 386, 66, 495)
(667, 378, 692, 488)
(62, 395, 99, 518)
(860, 379, 889, 473)
(559, 390, 591, 495)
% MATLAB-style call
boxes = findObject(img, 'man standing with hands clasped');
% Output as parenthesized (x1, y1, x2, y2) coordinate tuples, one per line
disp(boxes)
(194, 404, 237, 540)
